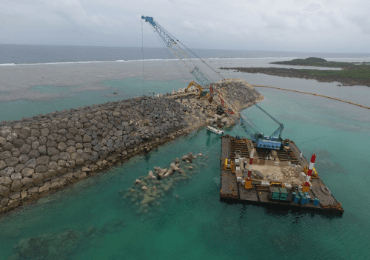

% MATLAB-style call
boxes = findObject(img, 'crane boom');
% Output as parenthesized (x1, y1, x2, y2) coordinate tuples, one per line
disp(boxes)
(141, 16, 284, 150)
(141, 16, 212, 88)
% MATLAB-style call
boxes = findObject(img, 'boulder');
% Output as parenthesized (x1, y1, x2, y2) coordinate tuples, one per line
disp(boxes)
(30, 129, 40, 137)
(25, 158, 37, 169)
(31, 141, 40, 150)
(39, 182, 51, 193)
(10, 173, 22, 181)
(38, 145, 47, 155)
(164, 168, 174, 177)
(44, 169, 56, 179)
(28, 186, 39, 195)
(13, 139, 25, 148)
(36, 156, 50, 165)
(50, 182, 60, 189)
(21, 190, 28, 199)
(14, 164, 25, 173)
(32, 173, 44, 182)
(75, 158, 85, 166)
(83, 134, 92, 143)
(35, 165, 48, 173)
(9, 192, 20, 200)
(0, 160, 6, 170)
(6, 133, 18, 142)
(0, 176, 12, 187)
(81, 166, 91, 172)
(66, 160, 76, 168)
(0, 167, 14, 177)
(0, 137, 6, 146)
(1, 197, 9, 206)
(40, 128, 49, 137)
(5, 157, 19, 167)
(28, 150, 40, 158)
(10, 180, 22, 192)
(47, 147, 59, 156)
(19, 154, 30, 164)
(170, 163, 179, 171)
(148, 170, 156, 179)
(0, 151, 11, 160)
(59, 152, 71, 161)
(21, 177, 34, 188)
(0, 185, 10, 196)
(66, 146, 76, 154)
(22, 167, 34, 177)
(57, 142, 67, 151)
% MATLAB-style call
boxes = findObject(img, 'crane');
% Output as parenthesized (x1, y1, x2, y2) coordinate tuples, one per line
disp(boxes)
(242, 105, 284, 150)
(142, 16, 284, 150)
(213, 87, 284, 150)
(141, 16, 215, 96)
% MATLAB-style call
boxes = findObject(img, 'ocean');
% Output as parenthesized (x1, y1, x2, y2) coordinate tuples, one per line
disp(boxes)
(0, 45, 369, 260)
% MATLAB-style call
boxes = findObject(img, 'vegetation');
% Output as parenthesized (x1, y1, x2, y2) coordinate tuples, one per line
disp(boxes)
(221, 57, 370, 86)
(299, 68, 370, 80)
(271, 57, 370, 70)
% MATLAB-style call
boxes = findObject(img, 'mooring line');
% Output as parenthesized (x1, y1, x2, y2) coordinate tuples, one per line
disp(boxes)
(253, 85, 370, 110)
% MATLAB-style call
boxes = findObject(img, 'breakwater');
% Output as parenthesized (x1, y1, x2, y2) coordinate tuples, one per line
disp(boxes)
(252, 85, 370, 109)
(0, 78, 263, 216)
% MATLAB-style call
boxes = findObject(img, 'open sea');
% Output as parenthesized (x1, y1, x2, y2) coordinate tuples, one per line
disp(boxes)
(0, 45, 370, 260)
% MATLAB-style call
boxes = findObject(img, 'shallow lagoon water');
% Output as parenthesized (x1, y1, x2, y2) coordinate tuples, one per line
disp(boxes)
(0, 79, 369, 259)
(0, 57, 370, 259)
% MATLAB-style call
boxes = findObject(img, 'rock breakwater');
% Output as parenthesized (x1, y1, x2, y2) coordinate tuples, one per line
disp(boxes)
(0, 78, 263, 216)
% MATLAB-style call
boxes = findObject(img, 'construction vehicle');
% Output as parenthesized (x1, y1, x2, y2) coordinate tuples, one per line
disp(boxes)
(142, 16, 284, 150)
(185, 81, 212, 102)
(141, 16, 216, 98)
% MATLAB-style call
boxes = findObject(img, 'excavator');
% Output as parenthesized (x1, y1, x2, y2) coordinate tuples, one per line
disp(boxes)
(184, 81, 213, 102)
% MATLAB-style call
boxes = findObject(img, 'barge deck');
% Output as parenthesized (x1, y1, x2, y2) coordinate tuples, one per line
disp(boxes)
(220, 135, 344, 215)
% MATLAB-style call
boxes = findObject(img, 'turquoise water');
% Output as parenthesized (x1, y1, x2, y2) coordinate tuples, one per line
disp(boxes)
(0, 78, 187, 122)
(0, 79, 369, 259)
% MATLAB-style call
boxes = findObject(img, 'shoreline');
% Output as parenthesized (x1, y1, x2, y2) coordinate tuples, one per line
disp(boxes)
(221, 67, 370, 87)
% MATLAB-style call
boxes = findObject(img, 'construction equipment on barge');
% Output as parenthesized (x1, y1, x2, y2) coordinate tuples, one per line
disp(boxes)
(220, 135, 344, 215)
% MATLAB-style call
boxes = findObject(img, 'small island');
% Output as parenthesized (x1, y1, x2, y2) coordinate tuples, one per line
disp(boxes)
(221, 57, 370, 87)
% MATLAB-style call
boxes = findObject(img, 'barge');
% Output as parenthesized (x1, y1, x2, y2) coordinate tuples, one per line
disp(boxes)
(220, 135, 344, 215)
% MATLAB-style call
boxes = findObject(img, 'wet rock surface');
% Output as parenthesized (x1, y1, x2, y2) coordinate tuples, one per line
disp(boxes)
(0, 78, 263, 216)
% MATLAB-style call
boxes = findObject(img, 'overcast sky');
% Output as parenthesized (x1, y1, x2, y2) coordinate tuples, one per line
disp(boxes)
(0, 0, 369, 53)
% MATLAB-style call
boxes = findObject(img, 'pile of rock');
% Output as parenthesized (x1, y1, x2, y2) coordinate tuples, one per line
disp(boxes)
(0, 78, 263, 216)
(122, 152, 208, 215)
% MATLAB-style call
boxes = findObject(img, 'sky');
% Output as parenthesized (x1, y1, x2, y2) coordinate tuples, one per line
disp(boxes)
(0, 0, 369, 53)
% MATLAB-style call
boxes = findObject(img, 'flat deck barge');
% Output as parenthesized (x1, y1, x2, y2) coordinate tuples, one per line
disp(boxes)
(220, 135, 344, 215)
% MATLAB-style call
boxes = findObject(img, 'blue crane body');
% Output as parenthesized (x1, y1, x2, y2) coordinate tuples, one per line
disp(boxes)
(240, 105, 284, 150)
(141, 16, 284, 150)
(141, 16, 212, 90)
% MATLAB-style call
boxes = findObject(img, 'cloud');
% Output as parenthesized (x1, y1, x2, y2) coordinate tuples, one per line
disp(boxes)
(303, 3, 322, 13)
(0, 0, 369, 53)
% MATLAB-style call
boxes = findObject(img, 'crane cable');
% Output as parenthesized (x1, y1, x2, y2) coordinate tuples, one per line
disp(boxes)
(162, 29, 225, 81)
(152, 30, 189, 83)
(141, 19, 145, 96)
(178, 41, 225, 81)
